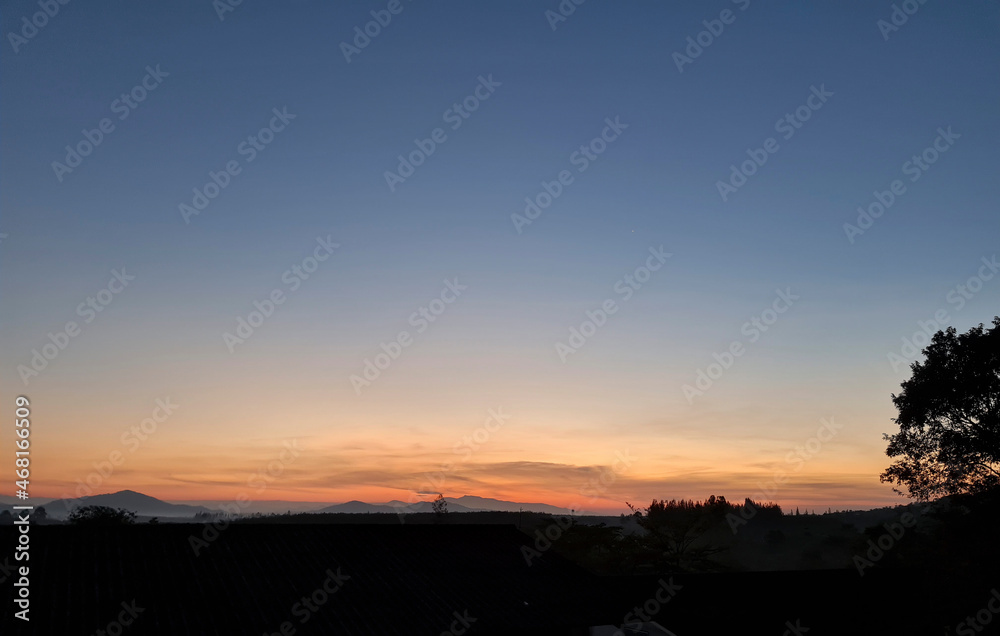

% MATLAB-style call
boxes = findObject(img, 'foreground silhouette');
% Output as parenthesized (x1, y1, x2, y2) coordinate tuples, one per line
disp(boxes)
(882, 317, 1000, 499)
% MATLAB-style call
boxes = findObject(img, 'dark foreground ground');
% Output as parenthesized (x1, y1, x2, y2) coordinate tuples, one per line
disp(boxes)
(0, 524, 995, 635)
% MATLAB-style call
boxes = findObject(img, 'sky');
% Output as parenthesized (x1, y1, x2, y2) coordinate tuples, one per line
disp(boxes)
(2, 0, 998, 514)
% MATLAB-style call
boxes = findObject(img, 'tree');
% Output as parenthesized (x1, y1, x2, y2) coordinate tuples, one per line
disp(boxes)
(68, 506, 137, 526)
(881, 317, 1000, 500)
(432, 494, 448, 522)
(626, 497, 731, 571)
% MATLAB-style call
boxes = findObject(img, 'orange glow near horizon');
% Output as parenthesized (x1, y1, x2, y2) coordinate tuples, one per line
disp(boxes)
(31, 404, 906, 513)
(15, 338, 918, 514)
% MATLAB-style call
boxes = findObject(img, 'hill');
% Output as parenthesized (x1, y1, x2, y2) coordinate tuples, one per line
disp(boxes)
(42, 490, 213, 520)
(315, 496, 574, 515)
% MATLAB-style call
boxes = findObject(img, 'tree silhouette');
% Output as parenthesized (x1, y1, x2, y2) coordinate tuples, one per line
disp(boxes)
(68, 505, 137, 526)
(626, 497, 731, 571)
(881, 317, 1000, 500)
(432, 494, 448, 522)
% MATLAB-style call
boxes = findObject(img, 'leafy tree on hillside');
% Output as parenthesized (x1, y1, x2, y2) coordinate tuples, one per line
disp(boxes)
(881, 317, 1000, 500)
(432, 494, 448, 523)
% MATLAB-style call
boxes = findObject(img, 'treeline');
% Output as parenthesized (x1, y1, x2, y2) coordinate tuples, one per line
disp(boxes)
(629, 495, 782, 518)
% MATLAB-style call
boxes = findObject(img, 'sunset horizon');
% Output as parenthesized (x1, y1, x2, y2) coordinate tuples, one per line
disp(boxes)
(3, 1, 998, 632)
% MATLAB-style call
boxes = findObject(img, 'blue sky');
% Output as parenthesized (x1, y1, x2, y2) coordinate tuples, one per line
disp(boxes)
(2, 0, 998, 509)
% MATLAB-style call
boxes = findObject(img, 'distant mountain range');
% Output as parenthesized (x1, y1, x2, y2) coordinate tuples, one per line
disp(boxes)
(316, 500, 469, 514)
(450, 495, 577, 515)
(3, 490, 909, 524)
(8, 490, 580, 520)
(308, 495, 576, 515)
(36, 490, 214, 520)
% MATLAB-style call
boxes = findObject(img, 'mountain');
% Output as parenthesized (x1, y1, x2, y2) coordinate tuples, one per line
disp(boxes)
(317, 501, 401, 514)
(315, 500, 475, 514)
(388, 500, 476, 513)
(42, 490, 213, 520)
(0, 495, 53, 507)
(314, 497, 572, 515)
(171, 499, 330, 515)
(449, 495, 575, 515)
(20, 490, 585, 519)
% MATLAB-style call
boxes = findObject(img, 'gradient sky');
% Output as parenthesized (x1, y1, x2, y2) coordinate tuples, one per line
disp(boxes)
(2, 1, 998, 513)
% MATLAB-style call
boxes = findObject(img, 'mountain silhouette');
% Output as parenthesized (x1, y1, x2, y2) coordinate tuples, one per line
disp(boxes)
(43, 490, 213, 520)
(450, 495, 575, 514)
(26, 490, 580, 518)
(316, 499, 476, 514)
(315, 496, 575, 515)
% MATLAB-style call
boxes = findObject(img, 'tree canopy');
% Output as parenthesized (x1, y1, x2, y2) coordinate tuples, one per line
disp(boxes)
(431, 494, 448, 522)
(625, 496, 780, 571)
(881, 317, 1000, 500)
(67, 505, 137, 526)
